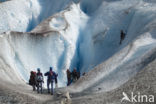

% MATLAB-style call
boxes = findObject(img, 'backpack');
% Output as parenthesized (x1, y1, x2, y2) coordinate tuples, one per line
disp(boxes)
(49, 71, 56, 80)
(50, 71, 53, 76)
(37, 74, 43, 82)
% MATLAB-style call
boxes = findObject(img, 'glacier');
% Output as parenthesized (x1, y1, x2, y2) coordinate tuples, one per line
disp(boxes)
(0, 0, 156, 93)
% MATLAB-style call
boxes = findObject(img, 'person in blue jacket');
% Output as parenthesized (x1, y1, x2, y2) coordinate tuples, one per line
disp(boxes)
(44, 67, 58, 95)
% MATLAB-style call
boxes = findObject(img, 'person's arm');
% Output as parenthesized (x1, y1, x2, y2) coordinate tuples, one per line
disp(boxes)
(53, 71, 56, 76)
(54, 72, 58, 84)
(44, 72, 48, 76)
(56, 73, 58, 77)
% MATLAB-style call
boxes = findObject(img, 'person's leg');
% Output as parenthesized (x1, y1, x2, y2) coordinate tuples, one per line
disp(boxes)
(69, 78, 72, 85)
(32, 84, 35, 91)
(67, 78, 70, 86)
(51, 81, 53, 95)
(34, 83, 36, 91)
(38, 82, 40, 93)
(41, 82, 43, 94)
(119, 39, 122, 44)
(39, 82, 41, 93)
(67, 81, 69, 86)
(37, 82, 39, 93)
(47, 80, 50, 93)
(120, 38, 124, 44)
(73, 77, 76, 83)
(55, 77, 57, 84)
(55, 77, 58, 88)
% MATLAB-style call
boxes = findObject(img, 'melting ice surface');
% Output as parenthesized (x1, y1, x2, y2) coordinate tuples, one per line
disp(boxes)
(0, 0, 156, 91)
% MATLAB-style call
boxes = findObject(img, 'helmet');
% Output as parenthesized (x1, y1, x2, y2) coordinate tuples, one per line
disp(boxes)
(50, 67, 53, 71)
(37, 68, 40, 71)
(50, 67, 53, 70)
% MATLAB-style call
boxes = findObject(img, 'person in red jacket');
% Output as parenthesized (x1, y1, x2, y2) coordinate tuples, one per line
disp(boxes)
(29, 71, 37, 91)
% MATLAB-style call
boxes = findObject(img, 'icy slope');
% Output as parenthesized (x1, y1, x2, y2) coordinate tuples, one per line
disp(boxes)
(67, 35, 156, 92)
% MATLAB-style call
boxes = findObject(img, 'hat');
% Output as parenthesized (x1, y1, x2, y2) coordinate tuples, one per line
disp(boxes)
(37, 68, 40, 71)
(50, 67, 53, 71)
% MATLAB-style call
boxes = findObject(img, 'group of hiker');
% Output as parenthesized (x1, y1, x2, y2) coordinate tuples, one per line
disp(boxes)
(66, 68, 81, 86)
(29, 67, 58, 95)
(29, 67, 81, 95)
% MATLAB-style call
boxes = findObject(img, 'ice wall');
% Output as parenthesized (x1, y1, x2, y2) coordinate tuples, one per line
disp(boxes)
(0, 3, 88, 87)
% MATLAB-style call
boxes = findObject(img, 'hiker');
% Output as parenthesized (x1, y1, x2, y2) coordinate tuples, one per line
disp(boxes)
(119, 30, 126, 45)
(72, 68, 78, 82)
(66, 69, 72, 86)
(29, 71, 37, 91)
(44, 67, 57, 95)
(36, 68, 44, 94)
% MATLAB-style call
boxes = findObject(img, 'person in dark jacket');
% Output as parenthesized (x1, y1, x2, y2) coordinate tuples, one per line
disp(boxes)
(36, 68, 44, 94)
(66, 69, 72, 86)
(72, 68, 78, 82)
(44, 67, 57, 95)
(119, 30, 126, 45)
(29, 71, 37, 91)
